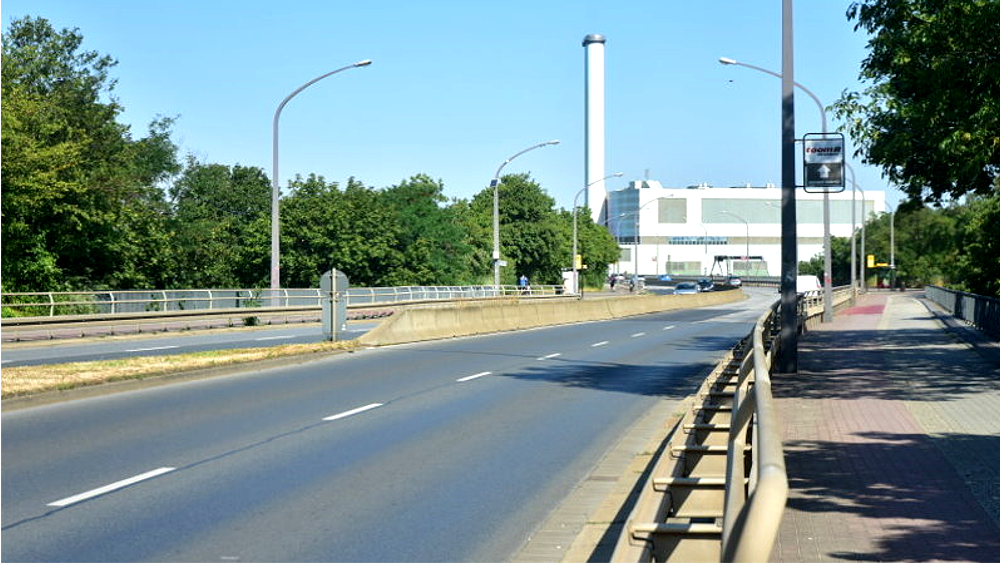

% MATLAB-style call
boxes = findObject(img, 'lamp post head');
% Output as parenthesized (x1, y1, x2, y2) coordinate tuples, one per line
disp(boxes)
(547, 139, 561, 146)
(354, 59, 373, 67)
(718, 57, 737, 65)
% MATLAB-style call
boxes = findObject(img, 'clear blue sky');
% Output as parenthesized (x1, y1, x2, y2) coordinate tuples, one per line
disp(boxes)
(3, 0, 900, 210)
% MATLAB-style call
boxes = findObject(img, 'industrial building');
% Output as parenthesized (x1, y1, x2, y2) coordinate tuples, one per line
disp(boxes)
(605, 180, 885, 277)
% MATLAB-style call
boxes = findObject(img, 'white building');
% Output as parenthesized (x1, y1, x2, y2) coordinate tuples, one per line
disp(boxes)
(605, 181, 885, 277)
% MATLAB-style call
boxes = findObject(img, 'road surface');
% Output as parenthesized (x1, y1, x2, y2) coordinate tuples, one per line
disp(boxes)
(2, 289, 774, 561)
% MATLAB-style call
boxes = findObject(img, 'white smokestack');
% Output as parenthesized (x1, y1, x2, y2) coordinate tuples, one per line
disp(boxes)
(583, 34, 606, 224)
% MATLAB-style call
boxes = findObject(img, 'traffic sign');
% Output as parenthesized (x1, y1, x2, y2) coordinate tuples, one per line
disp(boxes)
(803, 133, 845, 192)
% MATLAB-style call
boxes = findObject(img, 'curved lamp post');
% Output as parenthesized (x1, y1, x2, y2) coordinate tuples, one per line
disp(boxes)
(572, 172, 623, 295)
(602, 197, 668, 280)
(271, 59, 372, 302)
(719, 56, 833, 321)
(491, 140, 560, 287)
(720, 210, 750, 274)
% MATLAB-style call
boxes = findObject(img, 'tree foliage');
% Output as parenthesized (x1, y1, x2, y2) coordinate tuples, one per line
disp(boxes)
(1, 16, 179, 291)
(834, 0, 1000, 203)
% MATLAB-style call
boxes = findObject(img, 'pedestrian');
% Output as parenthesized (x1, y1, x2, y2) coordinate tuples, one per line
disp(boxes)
(518, 274, 529, 294)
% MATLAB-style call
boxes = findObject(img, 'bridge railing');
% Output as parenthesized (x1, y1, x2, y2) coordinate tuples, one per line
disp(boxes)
(0, 285, 567, 320)
(611, 299, 788, 562)
(925, 285, 1000, 340)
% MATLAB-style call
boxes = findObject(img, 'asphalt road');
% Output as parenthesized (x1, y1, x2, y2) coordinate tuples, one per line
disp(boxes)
(2, 290, 775, 562)
(0, 322, 379, 367)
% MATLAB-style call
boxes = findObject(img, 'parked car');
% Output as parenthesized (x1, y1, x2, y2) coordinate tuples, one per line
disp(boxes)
(658, 274, 673, 282)
(726, 275, 742, 287)
(674, 282, 698, 295)
(696, 278, 714, 292)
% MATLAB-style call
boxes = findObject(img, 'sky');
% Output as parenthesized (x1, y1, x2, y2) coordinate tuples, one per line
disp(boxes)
(2, 0, 901, 210)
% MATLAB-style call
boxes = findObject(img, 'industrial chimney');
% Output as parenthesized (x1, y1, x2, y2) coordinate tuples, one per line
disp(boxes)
(583, 34, 606, 224)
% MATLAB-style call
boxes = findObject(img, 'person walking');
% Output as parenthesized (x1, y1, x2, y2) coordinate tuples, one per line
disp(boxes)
(518, 274, 529, 294)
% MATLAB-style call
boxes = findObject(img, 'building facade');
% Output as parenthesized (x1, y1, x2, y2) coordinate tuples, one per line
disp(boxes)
(605, 180, 885, 277)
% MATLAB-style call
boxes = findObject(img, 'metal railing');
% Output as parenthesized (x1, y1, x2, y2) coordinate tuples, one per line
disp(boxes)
(926, 285, 1000, 341)
(0, 285, 567, 320)
(612, 300, 788, 562)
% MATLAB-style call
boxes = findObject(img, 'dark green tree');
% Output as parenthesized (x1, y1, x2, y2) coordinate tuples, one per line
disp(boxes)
(1, 16, 180, 291)
(834, 0, 1000, 203)
(465, 173, 565, 284)
(556, 206, 621, 288)
(280, 175, 403, 287)
(381, 174, 474, 285)
(953, 191, 1000, 296)
(168, 158, 270, 288)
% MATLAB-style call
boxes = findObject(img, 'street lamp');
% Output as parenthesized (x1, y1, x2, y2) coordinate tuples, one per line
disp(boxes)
(720, 55, 834, 322)
(271, 59, 372, 303)
(720, 210, 750, 275)
(854, 183, 869, 292)
(602, 197, 668, 280)
(572, 172, 623, 295)
(491, 140, 560, 288)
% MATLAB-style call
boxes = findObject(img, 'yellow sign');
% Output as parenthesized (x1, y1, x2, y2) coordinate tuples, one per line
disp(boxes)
(875, 262, 889, 267)
(574, 254, 583, 270)
(867, 254, 875, 268)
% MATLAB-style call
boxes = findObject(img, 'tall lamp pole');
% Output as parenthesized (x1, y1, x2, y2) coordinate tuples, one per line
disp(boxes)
(271, 59, 372, 302)
(573, 172, 623, 295)
(491, 140, 560, 288)
(720, 210, 750, 275)
(720, 54, 834, 322)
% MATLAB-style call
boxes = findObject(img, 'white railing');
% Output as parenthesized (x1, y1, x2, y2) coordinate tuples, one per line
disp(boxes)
(1, 285, 568, 319)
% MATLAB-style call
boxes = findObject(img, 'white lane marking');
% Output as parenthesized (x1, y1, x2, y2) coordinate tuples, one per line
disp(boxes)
(125, 345, 179, 353)
(323, 403, 384, 421)
(457, 371, 492, 383)
(537, 353, 562, 360)
(663, 325, 676, 331)
(254, 335, 296, 341)
(631, 332, 646, 338)
(48, 467, 176, 507)
(591, 341, 609, 347)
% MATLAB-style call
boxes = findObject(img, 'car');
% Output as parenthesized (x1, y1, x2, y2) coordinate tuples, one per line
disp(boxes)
(696, 278, 714, 292)
(674, 282, 698, 295)
(726, 276, 742, 287)
(658, 274, 673, 282)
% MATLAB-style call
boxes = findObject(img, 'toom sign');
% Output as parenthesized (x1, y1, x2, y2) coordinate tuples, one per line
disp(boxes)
(803, 133, 845, 192)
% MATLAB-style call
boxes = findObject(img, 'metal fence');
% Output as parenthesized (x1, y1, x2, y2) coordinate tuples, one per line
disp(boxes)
(0, 285, 567, 319)
(925, 285, 1000, 341)
(611, 299, 788, 562)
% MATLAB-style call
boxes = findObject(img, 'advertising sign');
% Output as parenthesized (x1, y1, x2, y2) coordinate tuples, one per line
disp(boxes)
(803, 133, 846, 192)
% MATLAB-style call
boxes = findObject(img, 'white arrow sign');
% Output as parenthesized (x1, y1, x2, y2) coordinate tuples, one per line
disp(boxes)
(819, 164, 831, 179)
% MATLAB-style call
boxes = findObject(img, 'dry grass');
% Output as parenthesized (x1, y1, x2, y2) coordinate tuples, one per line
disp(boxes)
(1, 340, 361, 398)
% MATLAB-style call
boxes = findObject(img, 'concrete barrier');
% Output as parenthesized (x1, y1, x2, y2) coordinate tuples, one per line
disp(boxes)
(359, 290, 745, 347)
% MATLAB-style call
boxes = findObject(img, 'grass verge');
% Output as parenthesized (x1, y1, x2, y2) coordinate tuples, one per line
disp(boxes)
(1, 340, 361, 399)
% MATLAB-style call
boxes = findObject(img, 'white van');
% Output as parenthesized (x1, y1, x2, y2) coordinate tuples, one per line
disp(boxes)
(796, 275, 822, 295)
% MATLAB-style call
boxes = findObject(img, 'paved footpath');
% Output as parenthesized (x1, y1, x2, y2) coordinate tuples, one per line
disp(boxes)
(771, 291, 1000, 562)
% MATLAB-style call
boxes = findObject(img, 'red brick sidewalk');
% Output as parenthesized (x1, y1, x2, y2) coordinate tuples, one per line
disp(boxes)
(771, 292, 1000, 562)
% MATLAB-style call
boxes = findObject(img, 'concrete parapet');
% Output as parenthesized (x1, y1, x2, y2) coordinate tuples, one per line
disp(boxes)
(359, 290, 745, 347)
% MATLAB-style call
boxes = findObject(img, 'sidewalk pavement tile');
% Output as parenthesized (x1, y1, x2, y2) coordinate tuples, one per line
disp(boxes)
(771, 291, 1000, 562)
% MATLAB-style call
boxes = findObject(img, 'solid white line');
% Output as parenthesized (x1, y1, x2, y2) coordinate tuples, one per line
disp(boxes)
(537, 353, 562, 360)
(254, 335, 296, 341)
(456, 371, 492, 382)
(323, 403, 384, 421)
(48, 467, 176, 507)
(591, 341, 609, 347)
(663, 325, 676, 331)
(631, 332, 646, 338)
(125, 345, 179, 353)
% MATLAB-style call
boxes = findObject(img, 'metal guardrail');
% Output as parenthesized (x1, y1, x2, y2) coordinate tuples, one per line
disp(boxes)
(0, 285, 567, 320)
(611, 299, 788, 562)
(925, 285, 1000, 341)
(611, 284, 863, 562)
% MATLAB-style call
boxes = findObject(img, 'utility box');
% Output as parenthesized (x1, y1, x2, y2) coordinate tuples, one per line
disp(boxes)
(320, 269, 349, 341)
